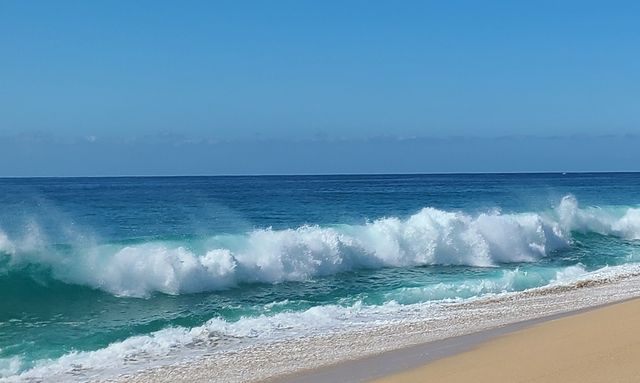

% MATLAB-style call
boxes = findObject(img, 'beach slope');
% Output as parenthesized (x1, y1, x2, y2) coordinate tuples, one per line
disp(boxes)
(372, 298, 640, 383)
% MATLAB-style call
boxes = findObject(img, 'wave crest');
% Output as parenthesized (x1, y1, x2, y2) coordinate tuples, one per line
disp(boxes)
(1, 195, 639, 297)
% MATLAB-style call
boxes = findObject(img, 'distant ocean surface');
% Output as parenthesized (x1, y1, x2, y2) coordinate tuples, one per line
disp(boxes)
(1, 173, 640, 381)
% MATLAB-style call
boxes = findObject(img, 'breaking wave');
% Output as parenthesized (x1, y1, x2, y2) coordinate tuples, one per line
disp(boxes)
(1, 195, 639, 297)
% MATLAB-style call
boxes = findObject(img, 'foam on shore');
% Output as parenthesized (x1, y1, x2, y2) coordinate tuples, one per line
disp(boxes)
(114, 266, 640, 383)
(4, 262, 640, 383)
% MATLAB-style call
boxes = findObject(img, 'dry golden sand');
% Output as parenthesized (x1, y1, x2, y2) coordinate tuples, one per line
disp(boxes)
(371, 298, 640, 383)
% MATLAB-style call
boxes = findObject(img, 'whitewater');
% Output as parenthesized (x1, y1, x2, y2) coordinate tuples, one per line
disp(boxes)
(2, 195, 639, 297)
(1, 174, 639, 382)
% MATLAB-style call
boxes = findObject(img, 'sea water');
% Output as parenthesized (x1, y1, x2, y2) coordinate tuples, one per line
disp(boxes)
(1, 173, 639, 381)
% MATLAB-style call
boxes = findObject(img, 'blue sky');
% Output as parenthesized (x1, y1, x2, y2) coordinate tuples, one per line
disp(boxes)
(1, 1, 639, 175)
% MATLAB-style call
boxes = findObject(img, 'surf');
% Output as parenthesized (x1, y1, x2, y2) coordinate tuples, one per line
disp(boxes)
(1, 195, 639, 298)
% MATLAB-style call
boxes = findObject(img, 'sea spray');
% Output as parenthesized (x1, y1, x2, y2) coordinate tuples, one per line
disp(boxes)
(2, 195, 640, 297)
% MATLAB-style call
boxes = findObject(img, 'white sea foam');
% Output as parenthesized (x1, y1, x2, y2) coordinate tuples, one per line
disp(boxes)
(4, 262, 640, 383)
(0, 232, 14, 256)
(383, 264, 590, 304)
(557, 195, 640, 239)
(1, 196, 639, 297)
(0, 357, 21, 380)
(1, 301, 386, 382)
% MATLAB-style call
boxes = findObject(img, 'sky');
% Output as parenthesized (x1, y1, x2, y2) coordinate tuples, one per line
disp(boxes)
(1, 0, 639, 176)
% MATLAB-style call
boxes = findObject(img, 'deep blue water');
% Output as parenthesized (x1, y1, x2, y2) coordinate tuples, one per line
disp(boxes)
(1, 173, 639, 380)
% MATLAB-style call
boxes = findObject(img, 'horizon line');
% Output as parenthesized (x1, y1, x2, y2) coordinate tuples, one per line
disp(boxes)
(1, 170, 639, 179)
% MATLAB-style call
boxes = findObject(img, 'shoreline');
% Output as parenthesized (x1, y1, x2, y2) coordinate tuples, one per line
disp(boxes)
(273, 299, 637, 383)
(113, 267, 640, 383)
(371, 297, 640, 383)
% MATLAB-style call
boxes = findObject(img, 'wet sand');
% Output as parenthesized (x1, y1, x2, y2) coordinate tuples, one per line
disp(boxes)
(116, 270, 640, 383)
(372, 297, 640, 383)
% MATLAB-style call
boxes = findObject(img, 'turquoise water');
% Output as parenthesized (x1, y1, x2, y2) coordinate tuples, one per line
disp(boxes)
(1, 173, 640, 380)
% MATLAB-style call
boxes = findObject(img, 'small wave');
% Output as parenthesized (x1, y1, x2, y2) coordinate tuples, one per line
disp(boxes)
(383, 264, 589, 304)
(0, 195, 639, 297)
(5, 262, 640, 382)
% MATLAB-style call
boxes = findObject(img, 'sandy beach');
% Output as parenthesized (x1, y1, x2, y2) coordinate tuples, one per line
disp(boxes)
(372, 297, 640, 383)
(113, 268, 640, 383)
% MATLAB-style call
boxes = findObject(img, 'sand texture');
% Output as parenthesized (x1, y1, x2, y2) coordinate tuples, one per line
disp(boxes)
(372, 297, 640, 383)
(113, 270, 640, 383)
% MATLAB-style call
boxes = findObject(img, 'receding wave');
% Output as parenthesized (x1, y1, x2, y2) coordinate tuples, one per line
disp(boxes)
(4, 262, 640, 382)
(1, 195, 639, 297)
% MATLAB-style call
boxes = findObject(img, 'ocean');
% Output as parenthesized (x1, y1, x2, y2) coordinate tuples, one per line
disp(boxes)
(1, 173, 640, 381)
